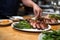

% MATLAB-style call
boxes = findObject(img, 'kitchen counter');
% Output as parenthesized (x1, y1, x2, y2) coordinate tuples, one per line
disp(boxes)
(0, 16, 60, 40)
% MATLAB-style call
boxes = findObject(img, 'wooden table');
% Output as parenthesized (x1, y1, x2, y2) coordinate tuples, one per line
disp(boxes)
(0, 16, 60, 40)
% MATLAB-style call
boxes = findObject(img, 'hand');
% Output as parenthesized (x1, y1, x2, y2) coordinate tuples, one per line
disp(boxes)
(33, 4, 42, 18)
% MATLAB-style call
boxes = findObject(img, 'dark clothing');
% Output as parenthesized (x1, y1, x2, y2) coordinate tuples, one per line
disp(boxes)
(0, 0, 19, 19)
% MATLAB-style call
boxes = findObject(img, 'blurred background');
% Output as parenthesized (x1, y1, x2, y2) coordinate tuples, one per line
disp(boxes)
(18, 0, 60, 16)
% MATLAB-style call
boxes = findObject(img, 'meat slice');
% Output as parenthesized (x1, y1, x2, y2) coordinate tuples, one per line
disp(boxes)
(26, 18, 48, 30)
(36, 21, 41, 29)
(50, 18, 58, 23)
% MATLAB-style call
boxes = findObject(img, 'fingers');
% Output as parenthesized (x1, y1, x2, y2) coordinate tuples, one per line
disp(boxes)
(36, 9, 40, 18)
(34, 8, 42, 19)
(33, 9, 37, 17)
(39, 8, 42, 17)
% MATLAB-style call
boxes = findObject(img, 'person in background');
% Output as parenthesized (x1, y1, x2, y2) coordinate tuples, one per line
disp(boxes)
(0, 0, 42, 19)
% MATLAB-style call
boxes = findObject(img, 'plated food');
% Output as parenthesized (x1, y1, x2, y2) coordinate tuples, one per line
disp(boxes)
(11, 14, 60, 32)
(0, 19, 13, 25)
(11, 19, 51, 32)
(42, 14, 60, 25)
(38, 30, 60, 40)
(27, 18, 48, 29)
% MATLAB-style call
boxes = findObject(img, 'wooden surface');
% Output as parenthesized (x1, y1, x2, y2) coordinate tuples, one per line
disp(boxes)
(0, 26, 39, 40)
(0, 16, 60, 40)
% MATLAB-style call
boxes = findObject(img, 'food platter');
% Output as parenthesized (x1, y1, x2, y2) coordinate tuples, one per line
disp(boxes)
(47, 20, 60, 25)
(32, 17, 60, 25)
(32, 18, 60, 25)
(0, 19, 13, 26)
(42, 14, 60, 25)
(11, 22, 51, 32)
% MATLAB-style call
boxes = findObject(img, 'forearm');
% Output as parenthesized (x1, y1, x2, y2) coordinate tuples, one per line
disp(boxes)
(22, 0, 36, 7)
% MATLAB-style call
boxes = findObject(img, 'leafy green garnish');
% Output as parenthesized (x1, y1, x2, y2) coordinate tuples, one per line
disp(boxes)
(14, 20, 32, 29)
(42, 30, 60, 40)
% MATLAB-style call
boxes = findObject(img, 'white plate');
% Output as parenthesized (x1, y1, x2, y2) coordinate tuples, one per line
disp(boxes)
(11, 22, 51, 32)
(0, 19, 13, 25)
(10, 16, 24, 20)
